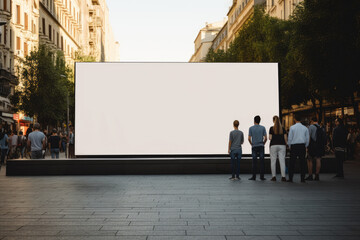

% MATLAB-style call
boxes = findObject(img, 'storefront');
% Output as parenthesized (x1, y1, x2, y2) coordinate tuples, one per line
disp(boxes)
(13, 113, 34, 134)
(1, 112, 15, 131)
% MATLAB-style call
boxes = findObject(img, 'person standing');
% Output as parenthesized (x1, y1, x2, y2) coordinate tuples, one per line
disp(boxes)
(61, 132, 67, 158)
(333, 118, 348, 179)
(48, 129, 61, 159)
(0, 128, 9, 166)
(269, 116, 287, 182)
(68, 127, 75, 158)
(287, 114, 310, 183)
(228, 120, 244, 180)
(248, 115, 267, 181)
(9, 131, 19, 159)
(27, 123, 46, 159)
(306, 117, 326, 181)
(18, 131, 27, 159)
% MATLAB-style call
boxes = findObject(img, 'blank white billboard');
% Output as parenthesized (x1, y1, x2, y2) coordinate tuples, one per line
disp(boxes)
(75, 63, 279, 156)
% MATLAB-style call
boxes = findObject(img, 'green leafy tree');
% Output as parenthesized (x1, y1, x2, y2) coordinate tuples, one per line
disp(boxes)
(14, 45, 72, 127)
(289, 0, 360, 122)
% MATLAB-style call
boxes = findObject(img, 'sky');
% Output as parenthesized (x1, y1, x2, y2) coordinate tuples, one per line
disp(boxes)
(106, 0, 232, 62)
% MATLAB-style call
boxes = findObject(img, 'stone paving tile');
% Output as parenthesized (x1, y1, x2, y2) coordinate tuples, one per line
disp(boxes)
(148, 237, 226, 240)
(2, 237, 146, 240)
(226, 237, 280, 240)
(1, 161, 360, 239)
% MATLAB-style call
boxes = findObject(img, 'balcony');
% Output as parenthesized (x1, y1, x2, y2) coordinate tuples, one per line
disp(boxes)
(0, 69, 17, 85)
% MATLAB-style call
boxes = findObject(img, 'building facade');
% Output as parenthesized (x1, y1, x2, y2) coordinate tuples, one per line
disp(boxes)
(266, 0, 303, 20)
(189, 20, 225, 62)
(0, 0, 119, 130)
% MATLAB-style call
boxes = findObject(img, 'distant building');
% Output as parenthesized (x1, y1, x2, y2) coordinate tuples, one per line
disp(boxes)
(189, 20, 226, 62)
(266, 0, 303, 20)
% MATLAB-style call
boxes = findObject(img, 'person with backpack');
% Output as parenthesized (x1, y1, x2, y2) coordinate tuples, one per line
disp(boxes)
(18, 131, 27, 159)
(306, 117, 326, 181)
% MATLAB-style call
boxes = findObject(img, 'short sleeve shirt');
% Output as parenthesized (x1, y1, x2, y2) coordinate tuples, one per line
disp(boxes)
(28, 131, 45, 151)
(249, 125, 267, 147)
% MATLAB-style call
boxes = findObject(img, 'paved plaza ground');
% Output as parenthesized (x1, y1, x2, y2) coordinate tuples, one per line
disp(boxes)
(0, 159, 360, 240)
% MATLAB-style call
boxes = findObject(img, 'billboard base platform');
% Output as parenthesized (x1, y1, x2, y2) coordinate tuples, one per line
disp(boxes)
(6, 156, 337, 176)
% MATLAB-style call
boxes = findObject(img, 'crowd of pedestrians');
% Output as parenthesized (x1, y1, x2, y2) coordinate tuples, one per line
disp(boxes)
(228, 114, 349, 182)
(0, 123, 75, 167)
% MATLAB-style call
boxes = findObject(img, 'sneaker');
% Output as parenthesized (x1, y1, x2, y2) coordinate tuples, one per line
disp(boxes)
(281, 177, 286, 182)
(305, 175, 313, 181)
(270, 177, 276, 181)
(229, 177, 235, 180)
(235, 177, 241, 180)
(260, 177, 266, 181)
(248, 177, 256, 181)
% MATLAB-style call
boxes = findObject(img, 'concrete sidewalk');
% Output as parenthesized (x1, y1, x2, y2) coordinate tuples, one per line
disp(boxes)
(0, 160, 359, 240)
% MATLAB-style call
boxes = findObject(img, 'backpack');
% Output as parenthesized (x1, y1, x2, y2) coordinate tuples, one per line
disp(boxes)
(314, 125, 326, 156)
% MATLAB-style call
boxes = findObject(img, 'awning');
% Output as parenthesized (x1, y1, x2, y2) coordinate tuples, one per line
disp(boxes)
(0, 116, 14, 124)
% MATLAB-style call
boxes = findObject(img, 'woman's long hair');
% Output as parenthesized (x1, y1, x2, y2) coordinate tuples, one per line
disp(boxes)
(273, 116, 283, 135)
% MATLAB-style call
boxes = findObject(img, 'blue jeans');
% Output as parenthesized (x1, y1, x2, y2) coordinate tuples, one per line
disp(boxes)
(230, 149, 242, 178)
(51, 148, 60, 159)
(251, 146, 265, 179)
(1, 148, 8, 164)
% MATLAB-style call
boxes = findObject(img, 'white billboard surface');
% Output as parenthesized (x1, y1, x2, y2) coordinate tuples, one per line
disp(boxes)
(75, 63, 279, 156)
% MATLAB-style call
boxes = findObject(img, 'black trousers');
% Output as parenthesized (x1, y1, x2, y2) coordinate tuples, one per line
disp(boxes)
(289, 144, 306, 181)
(335, 150, 345, 177)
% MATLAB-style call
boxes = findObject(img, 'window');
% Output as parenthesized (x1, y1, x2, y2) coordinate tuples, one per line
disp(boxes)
(42, 18, 46, 34)
(31, 20, 34, 33)
(16, 5, 20, 24)
(49, 25, 52, 40)
(24, 13, 28, 30)
(57, 32, 59, 47)
(4, 25, 7, 45)
(9, 29, 12, 48)
(61, 36, 63, 50)
(24, 42, 28, 57)
(16, 37, 20, 50)
(4, 0, 7, 11)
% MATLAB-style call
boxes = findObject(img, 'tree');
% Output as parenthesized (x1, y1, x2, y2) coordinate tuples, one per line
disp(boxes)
(289, 0, 360, 122)
(13, 45, 72, 127)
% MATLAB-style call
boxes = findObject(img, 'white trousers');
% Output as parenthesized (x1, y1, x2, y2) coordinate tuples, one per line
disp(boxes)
(270, 145, 286, 177)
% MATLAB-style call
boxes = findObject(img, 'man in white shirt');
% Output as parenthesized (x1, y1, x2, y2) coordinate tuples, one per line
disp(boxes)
(287, 114, 310, 183)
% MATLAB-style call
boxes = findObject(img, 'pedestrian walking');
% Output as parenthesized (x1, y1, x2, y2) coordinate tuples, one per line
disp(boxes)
(48, 129, 61, 159)
(248, 115, 267, 181)
(0, 127, 9, 166)
(68, 127, 75, 158)
(27, 123, 46, 159)
(333, 118, 348, 179)
(306, 117, 326, 181)
(228, 120, 244, 180)
(269, 116, 287, 182)
(287, 114, 310, 183)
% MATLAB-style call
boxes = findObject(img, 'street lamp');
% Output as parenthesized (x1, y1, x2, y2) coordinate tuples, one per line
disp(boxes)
(60, 74, 69, 159)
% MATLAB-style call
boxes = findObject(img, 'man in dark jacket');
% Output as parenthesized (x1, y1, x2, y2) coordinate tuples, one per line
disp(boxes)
(333, 118, 348, 178)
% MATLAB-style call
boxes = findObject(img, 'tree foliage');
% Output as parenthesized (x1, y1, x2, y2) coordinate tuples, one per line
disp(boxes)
(13, 45, 72, 127)
(206, 0, 360, 121)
